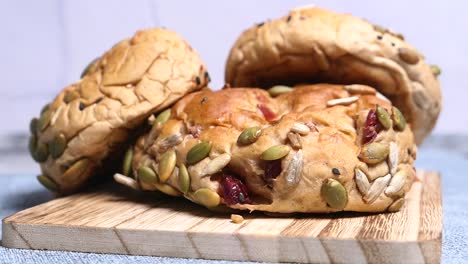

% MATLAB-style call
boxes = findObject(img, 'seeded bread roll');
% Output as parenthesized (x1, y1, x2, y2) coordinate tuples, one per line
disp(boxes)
(225, 6, 441, 145)
(119, 84, 417, 213)
(30, 28, 210, 194)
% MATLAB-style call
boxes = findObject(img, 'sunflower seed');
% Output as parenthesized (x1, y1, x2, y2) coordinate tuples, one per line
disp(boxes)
(154, 109, 171, 124)
(291, 123, 310, 135)
(154, 182, 182, 197)
(376, 105, 392, 130)
(398, 47, 420, 64)
(193, 188, 221, 208)
(237, 127, 261, 145)
(49, 133, 66, 159)
(137, 166, 157, 184)
(157, 133, 183, 152)
(187, 141, 212, 165)
(344, 85, 376, 95)
(388, 198, 405, 212)
(204, 153, 231, 175)
(37, 174, 58, 192)
(321, 178, 348, 209)
(34, 142, 49, 162)
(430, 65, 441, 77)
(267, 85, 293, 97)
(355, 168, 370, 196)
(63, 159, 91, 182)
(158, 150, 177, 182)
(287, 132, 302, 149)
(231, 214, 244, 224)
(385, 170, 407, 196)
(284, 150, 303, 187)
(388, 142, 399, 175)
(113, 173, 139, 190)
(412, 90, 430, 110)
(359, 143, 389, 164)
(30, 118, 39, 134)
(122, 147, 133, 176)
(178, 164, 190, 193)
(261, 145, 290, 160)
(392, 106, 406, 131)
(326, 96, 359, 107)
(364, 174, 391, 203)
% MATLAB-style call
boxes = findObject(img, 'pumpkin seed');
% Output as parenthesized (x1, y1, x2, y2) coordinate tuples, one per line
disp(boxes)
(113, 173, 139, 190)
(63, 90, 80, 103)
(34, 142, 49, 162)
(344, 84, 376, 95)
(327, 96, 359, 107)
(122, 147, 133, 176)
(231, 214, 244, 224)
(284, 150, 303, 187)
(388, 198, 405, 212)
(237, 127, 261, 145)
(38, 109, 52, 131)
(290, 123, 310, 135)
(28, 135, 37, 159)
(392, 106, 406, 131)
(81, 57, 98, 78)
(373, 24, 386, 34)
(287, 132, 302, 149)
(267, 85, 293, 97)
(154, 182, 182, 197)
(40, 104, 50, 115)
(364, 174, 391, 203)
(359, 143, 389, 165)
(49, 133, 66, 159)
(63, 159, 91, 181)
(204, 153, 231, 175)
(261, 145, 290, 161)
(388, 142, 399, 175)
(193, 188, 220, 208)
(430, 65, 441, 77)
(37, 175, 58, 191)
(385, 170, 407, 196)
(355, 168, 370, 196)
(30, 118, 39, 134)
(398, 48, 419, 64)
(158, 150, 177, 182)
(154, 109, 171, 124)
(376, 106, 392, 130)
(177, 164, 190, 193)
(186, 141, 211, 165)
(137, 166, 157, 184)
(321, 178, 348, 209)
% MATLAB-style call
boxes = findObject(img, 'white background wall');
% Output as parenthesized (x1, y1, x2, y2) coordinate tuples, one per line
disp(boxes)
(0, 0, 465, 135)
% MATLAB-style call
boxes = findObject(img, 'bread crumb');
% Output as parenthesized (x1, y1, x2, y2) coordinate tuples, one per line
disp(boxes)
(230, 214, 244, 224)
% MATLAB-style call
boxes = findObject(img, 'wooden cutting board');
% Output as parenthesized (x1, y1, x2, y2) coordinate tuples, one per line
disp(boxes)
(2, 171, 442, 263)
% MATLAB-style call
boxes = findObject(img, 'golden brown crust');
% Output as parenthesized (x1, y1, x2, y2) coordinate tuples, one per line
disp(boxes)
(225, 6, 441, 144)
(128, 84, 416, 213)
(30, 28, 209, 193)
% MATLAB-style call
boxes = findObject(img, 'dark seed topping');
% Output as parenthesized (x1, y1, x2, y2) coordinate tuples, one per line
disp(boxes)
(201, 97, 208, 104)
(204, 72, 211, 82)
(257, 22, 265, 27)
(377, 35, 383, 40)
(332, 168, 341, 175)
(79, 102, 85, 111)
(391, 42, 395, 47)
(195, 76, 201, 85)
(286, 15, 292, 22)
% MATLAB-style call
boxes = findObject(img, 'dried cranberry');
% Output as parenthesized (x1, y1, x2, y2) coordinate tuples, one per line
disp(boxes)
(263, 159, 282, 185)
(362, 109, 382, 144)
(257, 104, 276, 122)
(221, 174, 252, 205)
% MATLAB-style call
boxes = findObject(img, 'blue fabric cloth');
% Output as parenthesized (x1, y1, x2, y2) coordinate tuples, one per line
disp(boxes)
(0, 146, 467, 263)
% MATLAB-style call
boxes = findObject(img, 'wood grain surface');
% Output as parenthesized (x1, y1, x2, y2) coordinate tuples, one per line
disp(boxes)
(2, 171, 442, 263)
